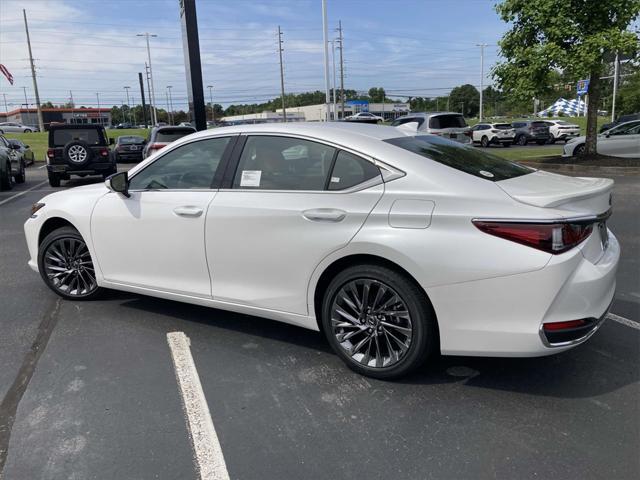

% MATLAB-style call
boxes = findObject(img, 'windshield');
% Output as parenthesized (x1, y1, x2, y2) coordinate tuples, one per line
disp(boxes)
(155, 128, 195, 143)
(384, 135, 533, 182)
(51, 128, 106, 147)
(118, 136, 145, 145)
(607, 120, 640, 135)
(493, 124, 512, 129)
(429, 114, 467, 129)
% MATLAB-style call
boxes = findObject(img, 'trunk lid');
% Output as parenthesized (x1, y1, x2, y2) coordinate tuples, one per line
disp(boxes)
(497, 170, 613, 214)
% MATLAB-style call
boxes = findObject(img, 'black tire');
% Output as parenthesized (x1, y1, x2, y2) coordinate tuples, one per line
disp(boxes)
(480, 136, 489, 148)
(14, 161, 26, 184)
(321, 264, 437, 379)
(24, 129, 33, 133)
(536, 140, 546, 145)
(548, 133, 556, 144)
(38, 226, 103, 300)
(0, 161, 13, 191)
(573, 144, 586, 156)
(516, 135, 527, 146)
(48, 171, 61, 187)
(63, 140, 93, 167)
(503, 142, 511, 147)
(0, 129, 4, 134)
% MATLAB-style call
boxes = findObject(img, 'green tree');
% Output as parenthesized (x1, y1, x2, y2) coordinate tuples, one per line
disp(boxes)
(368, 87, 386, 103)
(617, 70, 640, 115)
(493, 0, 640, 155)
(449, 84, 479, 117)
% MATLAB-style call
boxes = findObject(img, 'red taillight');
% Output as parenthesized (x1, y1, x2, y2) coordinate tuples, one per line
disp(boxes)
(464, 131, 472, 137)
(148, 143, 166, 151)
(46, 148, 55, 159)
(99, 148, 109, 157)
(543, 319, 587, 331)
(472, 220, 593, 254)
(491, 129, 499, 133)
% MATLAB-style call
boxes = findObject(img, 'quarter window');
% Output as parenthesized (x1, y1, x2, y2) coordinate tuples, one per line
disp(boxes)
(129, 137, 231, 190)
(329, 151, 380, 190)
(233, 136, 335, 190)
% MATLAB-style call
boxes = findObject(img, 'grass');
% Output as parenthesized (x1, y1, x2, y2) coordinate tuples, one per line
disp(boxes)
(486, 145, 564, 161)
(4, 128, 148, 163)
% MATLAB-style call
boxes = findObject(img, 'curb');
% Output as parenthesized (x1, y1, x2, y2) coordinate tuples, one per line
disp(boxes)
(520, 161, 640, 175)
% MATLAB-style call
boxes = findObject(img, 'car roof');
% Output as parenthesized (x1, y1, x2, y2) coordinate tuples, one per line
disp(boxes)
(48, 124, 105, 130)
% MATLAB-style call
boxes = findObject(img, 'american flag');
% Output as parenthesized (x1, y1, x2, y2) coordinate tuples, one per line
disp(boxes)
(0, 64, 14, 85)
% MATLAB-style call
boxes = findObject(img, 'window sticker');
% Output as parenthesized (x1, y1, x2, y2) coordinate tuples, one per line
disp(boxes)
(240, 170, 262, 187)
(330, 176, 340, 183)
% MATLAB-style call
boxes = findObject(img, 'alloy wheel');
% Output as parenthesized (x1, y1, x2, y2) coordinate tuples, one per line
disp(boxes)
(43, 237, 97, 296)
(68, 145, 88, 163)
(330, 279, 413, 369)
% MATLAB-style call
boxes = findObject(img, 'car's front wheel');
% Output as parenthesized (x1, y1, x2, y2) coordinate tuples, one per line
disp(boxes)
(517, 135, 527, 146)
(321, 264, 437, 379)
(480, 136, 489, 148)
(38, 226, 103, 300)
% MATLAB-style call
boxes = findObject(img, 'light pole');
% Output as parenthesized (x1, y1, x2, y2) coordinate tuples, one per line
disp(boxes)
(137, 32, 158, 125)
(22, 86, 28, 107)
(124, 86, 132, 124)
(96, 92, 102, 125)
(167, 86, 174, 125)
(476, 43, 487, 121)
(321, 0, 330, 121)
(207, 85, 214, 123)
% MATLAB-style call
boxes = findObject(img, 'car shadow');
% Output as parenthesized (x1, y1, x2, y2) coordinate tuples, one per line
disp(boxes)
(110, 291, 638, 400)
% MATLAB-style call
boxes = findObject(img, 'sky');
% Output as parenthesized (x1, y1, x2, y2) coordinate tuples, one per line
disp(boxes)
(0, 0, 508, 112)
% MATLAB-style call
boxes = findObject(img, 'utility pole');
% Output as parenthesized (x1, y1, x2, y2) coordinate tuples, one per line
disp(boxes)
(611, 51, 619, 122)
(138, 71, 148, 128)
(330, 39, 337, 120)
(447, 95, 450, 111)
(145, 62, 153, 125)
(23, 9, 44, 132)
(131, 96, 136, 125)
(336, 20, 345, 119)
(2, 93, 8, 113)
(164, 89, 170, 125)
(321, 0, 330, 121)
(167, 86, 174, 125)
(124, 86, 132, 124)
(69, 90, 75, 122)
(22, 87, 28, 107)
(206, 85, 214, 123)
(137, 33, 158, 125)
(96, 93, 102, 125)
(476, 43, 487, 121)
(277, 26, 287, 122)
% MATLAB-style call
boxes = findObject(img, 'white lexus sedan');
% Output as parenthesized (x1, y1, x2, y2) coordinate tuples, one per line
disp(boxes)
(25, 123, 619, 379)
(563, 120, 640, 158)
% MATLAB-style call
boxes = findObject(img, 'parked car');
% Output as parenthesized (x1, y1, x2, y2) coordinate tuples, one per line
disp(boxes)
(344, 112, 384, 123)
(0, 122, 37, 133)
(7, 138, 35, 165)
(45, 124, 116, 187)
(0, 134, 26, 190)
(115, 122, 133, 129)
(511, 120, 551, 145)
(542, 120, 581, 144)
(114, 135, 146, 163)
(470, 123, 515, 147)
(391, 112, 472, 144)
(143, 125, 196, 158)
(563, 120, 640, 158)
(178, 122, 193, 127)
(25, 123, 619, 379)
(599, 113, 640, 133)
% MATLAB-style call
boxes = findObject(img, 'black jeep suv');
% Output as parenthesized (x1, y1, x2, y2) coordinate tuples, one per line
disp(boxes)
(46, 124, 116, 187)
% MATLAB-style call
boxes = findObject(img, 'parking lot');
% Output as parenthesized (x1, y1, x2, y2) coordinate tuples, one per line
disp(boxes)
(0, 165, 638, 479)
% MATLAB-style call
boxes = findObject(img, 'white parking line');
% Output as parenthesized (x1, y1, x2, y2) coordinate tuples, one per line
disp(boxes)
(0, 181, 48, 207)
(167, 332, 230, 480)
(607, 313, 640, 330)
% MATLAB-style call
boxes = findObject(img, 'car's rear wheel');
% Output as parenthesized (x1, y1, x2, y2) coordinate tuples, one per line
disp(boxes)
(574, 144, 586, 156)
(24, 129, 33, 133)
(321, 264, 437, 379)
(548, 133, 556, 144)
(517, 135, 527, 146)
(38, 226, 102, 300)
(480, 136, 489, 148)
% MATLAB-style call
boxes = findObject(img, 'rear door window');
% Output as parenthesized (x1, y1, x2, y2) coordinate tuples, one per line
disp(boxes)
(328, 151, 380, 190)
(384, 135, 533, 182)
(52, 129, 105, 146)
(429, 114, 467, 129)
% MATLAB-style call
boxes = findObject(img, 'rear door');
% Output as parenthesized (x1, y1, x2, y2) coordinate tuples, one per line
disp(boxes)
(429, 114, 469, 142)
(205, 134, 384, 315)
(598, 121, 640, 158)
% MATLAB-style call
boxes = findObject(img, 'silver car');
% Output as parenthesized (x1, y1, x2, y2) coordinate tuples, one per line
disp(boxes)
(390, 112, 471, 144)
(563, 120, 640, 158)
(0, 122, 37, 133)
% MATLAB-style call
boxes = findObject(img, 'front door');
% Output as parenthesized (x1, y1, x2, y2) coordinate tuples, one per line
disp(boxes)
(206, 135, 384, 315)
(91, 136, 234, 297)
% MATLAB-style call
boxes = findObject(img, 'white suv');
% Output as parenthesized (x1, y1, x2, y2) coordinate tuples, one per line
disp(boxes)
(470, 123, 515, 147)
(543, 120, 580, 144)
(390, 112, 471, 144)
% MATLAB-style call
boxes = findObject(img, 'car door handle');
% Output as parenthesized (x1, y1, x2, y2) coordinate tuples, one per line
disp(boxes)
(302, 208, 347, 222)
(173, 206, 204, 218)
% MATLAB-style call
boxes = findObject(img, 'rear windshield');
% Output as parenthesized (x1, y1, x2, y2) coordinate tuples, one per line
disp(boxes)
(155, 128, 195, 142)
(118, 136, 145, 144)
(51, 128, 106, 147)
(384, 135, 533, 182)
(429, 114, 467, 129)
(530, 121, 548, 128)
(493, 124, 512, 129)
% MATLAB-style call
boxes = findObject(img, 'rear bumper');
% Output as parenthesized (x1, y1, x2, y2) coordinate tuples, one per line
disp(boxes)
(492, 136, 514, 143)
(428, 231, 620, 357)
(47, 162, 114, 175)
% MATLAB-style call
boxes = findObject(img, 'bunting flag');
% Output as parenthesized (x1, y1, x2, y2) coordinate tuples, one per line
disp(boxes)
(0, 64, 14, 85)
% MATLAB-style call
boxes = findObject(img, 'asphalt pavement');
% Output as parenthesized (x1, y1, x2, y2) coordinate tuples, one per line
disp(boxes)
(0, 164, 638, 480)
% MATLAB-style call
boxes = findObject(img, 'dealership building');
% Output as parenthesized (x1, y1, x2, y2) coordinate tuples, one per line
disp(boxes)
(0, 107, 112, 129)
(278, 100, 410, 122)
(220, 110, 305, 125)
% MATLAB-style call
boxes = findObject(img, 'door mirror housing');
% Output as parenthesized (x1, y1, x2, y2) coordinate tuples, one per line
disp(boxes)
(105, 172, 130, 197)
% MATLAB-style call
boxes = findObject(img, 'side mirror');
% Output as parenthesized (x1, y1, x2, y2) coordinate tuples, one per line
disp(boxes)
(109, 137, 115, 145)
(24, 145, 30, 148)
(105, 171, 130, 198)
(605, 133, 610, 138)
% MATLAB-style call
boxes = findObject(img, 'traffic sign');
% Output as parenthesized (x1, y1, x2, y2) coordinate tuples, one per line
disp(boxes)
(577, 79, 589, 95)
